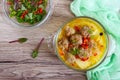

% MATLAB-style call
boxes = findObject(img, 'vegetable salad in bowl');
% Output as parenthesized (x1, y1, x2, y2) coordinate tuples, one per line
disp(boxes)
(3, 0, 52, 27)
(54, 17, 108, 71)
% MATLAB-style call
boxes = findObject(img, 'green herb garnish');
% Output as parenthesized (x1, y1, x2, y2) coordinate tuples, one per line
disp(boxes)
(88, 29, 93, 34)
(9, 38, 28, 43)
(32, 38, 44, 58)
(71, 40, 77, 43)
(31, 50, 39, 58)
(71, 48, 80, 55)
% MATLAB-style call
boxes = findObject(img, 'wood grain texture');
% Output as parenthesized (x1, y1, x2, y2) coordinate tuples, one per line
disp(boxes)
(0, 0, 87, 80)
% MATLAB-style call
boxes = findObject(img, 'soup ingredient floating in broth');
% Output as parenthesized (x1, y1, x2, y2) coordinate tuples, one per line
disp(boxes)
(57, 17, 108, 70)
(7, 0, 48, 24)
(58, 26, 93, 61)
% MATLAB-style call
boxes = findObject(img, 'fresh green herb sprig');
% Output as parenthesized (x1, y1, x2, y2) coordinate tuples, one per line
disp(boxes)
(32, 38, 44, 58)
(9, 38, 28, 43)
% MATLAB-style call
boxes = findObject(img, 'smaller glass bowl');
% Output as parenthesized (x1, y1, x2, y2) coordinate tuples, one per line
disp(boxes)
(2, 0, 53, 28)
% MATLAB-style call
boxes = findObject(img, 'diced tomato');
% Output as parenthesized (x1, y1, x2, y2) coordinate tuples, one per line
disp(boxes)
(38, 0, 43, 5)
(38, 8, 43, 13)
(20, 15, 24, 19)
(34, 8, 43, 14)
(74, 26, 80, 32)
(20, 10, 28, 19)
(80, 57, 89, 61)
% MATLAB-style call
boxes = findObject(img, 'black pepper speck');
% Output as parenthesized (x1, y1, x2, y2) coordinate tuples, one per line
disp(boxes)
(100, 32, 103, 36)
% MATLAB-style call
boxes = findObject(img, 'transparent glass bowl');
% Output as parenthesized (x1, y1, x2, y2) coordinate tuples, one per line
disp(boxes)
(2, 0, 53, 28)
(48, 16, 109, 72)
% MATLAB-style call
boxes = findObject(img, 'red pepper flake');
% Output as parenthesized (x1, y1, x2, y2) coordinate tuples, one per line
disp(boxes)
(80, 57, 89, 61)
(84, 44, 89, 49)
(87, 37, 90, 41)
(74, 26, 80, 32)
(75, 55, 80, 59)
(83, 37, 90, 44)
(81, 37, 90, 49)
(81, 43, 89, 49)
(83, 38, 88, 44)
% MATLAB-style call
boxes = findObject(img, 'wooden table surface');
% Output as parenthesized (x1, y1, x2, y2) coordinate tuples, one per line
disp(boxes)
(0, 0, 87, 80)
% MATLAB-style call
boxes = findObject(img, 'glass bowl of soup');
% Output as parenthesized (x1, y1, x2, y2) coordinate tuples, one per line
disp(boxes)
(2, 0, 53, 27)
(51, 16, 109, 71)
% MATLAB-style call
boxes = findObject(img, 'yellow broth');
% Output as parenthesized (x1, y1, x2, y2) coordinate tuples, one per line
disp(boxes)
(56, 17, 108, 70)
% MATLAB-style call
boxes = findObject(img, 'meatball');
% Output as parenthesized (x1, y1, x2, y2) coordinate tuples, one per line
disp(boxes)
(58, 38, 69, 51)
(78, 48, 91, 58)
(70, 34, 83, 45)
(65, 26, 75, 37)
(81, 26, 90, 37)
(65, 53, 76, 63)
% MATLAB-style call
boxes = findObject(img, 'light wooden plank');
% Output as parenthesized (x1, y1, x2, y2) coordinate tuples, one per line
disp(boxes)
(0, 0, 87, 80)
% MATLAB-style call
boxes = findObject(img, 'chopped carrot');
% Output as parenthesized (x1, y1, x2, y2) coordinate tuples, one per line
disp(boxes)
(71, 63, 74, 66)
(93, 53, 97, 56)
(59, 49, 64, 56)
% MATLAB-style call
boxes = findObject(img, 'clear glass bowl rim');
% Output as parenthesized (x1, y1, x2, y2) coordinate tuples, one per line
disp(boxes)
(53, 16, 109, 72)
(2, 0, 53, 28)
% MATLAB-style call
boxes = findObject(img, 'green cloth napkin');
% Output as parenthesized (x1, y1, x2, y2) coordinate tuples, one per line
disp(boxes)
(70, 0, 120, 80)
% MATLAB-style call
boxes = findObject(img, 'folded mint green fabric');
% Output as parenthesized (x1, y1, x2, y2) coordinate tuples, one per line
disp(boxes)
(70, 0, 120, 80)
